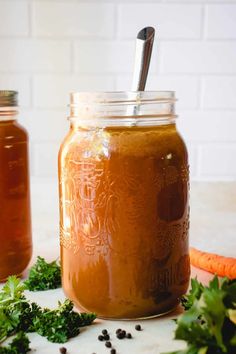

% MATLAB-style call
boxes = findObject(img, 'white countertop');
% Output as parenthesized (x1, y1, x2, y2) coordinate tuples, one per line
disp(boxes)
(2, 180, 236, 353)
(22, 290, 187, 354)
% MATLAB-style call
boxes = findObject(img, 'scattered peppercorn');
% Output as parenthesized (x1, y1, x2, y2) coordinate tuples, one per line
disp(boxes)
(105, 341, 112, 348)
(110, 349, 116, 354)
(116, 330, 125, 339)
(116, 328, 122, 334)
(135, 324, 142, 331)
(121, 330, 126, 336)
(104, 334, 110, 340)
(126, 333, 132, 339)
(102, 329, 108, 335)
(98, 335, 104, 341)
(59, 347, 67, 354)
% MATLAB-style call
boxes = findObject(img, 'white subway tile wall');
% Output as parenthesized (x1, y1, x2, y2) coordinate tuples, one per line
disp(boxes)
(0, 1, 29, 36)
(0, 0, 235, 181)
(33, 74, 115, 108)
(118, 4, 202, 39)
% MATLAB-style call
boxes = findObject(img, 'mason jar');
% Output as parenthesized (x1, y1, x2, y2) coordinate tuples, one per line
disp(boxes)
(58, 91, 190, 319)
(0, 91, 32, 281)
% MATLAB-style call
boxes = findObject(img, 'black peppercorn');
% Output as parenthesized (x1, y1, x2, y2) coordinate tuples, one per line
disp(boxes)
(104, 334, 110, 340)
(98, 334, 104, 341)
(102, 329, 108, 335)
(116, 330, 125, 339)
(135, 324, 142, 331)
(105, 341, 112, 348)
(126, 333, 132, 339)
(116, 328, 122, 334)
(110, 349, 116, 354)
(59, 348, 67, 354)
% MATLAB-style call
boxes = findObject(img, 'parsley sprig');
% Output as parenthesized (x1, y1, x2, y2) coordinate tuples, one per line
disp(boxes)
(165, 276, 236, 354)
(24, 256, 61, 291)
(0, 332, 30, 354)
(0, 276, 36, 342)
(33, 299, 96, 343)
(0, 276, 96, 347)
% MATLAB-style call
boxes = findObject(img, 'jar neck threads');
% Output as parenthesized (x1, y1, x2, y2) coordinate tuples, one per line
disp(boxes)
(69, 91, 177, 128)
(0, 108, 18, 122)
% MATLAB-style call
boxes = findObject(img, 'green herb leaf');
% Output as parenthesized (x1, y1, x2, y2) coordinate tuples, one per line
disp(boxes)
(0, 332, 30, 353)
(163, 276, 236, 354)
(0, 274, 96, 347)
(33, 299, 96, 343)
(24, 256, 61, 291)
(0, 276, 30, 342)
(181, 277, 204, 310)
(0, 276, 26, 304)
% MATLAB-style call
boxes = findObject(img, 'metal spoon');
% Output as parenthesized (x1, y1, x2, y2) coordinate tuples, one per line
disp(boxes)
(131, 26, 155, 91)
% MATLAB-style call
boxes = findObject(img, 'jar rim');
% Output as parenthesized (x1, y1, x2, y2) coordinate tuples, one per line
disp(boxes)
(70, 91, 176, 106)
(69, 91, 177, 127)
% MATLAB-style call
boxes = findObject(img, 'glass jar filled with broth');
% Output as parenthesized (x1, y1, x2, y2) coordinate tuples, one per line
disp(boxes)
(58, 91, 190, 319)
(0, 91, 32, 281)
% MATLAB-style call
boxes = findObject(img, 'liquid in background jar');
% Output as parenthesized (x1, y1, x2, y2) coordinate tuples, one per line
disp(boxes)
(0, 91, 32, 281)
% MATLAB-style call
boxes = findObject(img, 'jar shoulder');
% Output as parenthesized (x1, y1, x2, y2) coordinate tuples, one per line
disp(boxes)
(0, 120, 28, 143)
(58, 129, 74, 160)
(175, 127, 188, 156)
(59, 124, 188, 157)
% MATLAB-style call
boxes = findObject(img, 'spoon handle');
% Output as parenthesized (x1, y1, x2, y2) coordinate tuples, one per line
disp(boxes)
(131, 27, 155, 91)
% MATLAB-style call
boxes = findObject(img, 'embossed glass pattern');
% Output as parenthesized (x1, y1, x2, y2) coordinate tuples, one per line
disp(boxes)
(58, 91, 190, 319)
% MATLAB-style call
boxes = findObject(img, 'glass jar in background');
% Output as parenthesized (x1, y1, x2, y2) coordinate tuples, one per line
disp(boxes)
(0, 91, 32, 281)
(59, 91, 190, 319)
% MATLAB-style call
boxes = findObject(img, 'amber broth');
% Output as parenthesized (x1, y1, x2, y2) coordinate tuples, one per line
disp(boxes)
(59, 124, 190, 318)
(0, 120, 32, 281)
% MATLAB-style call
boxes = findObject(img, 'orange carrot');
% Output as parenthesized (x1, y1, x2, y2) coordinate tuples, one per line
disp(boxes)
(190, 247, 236, 279)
